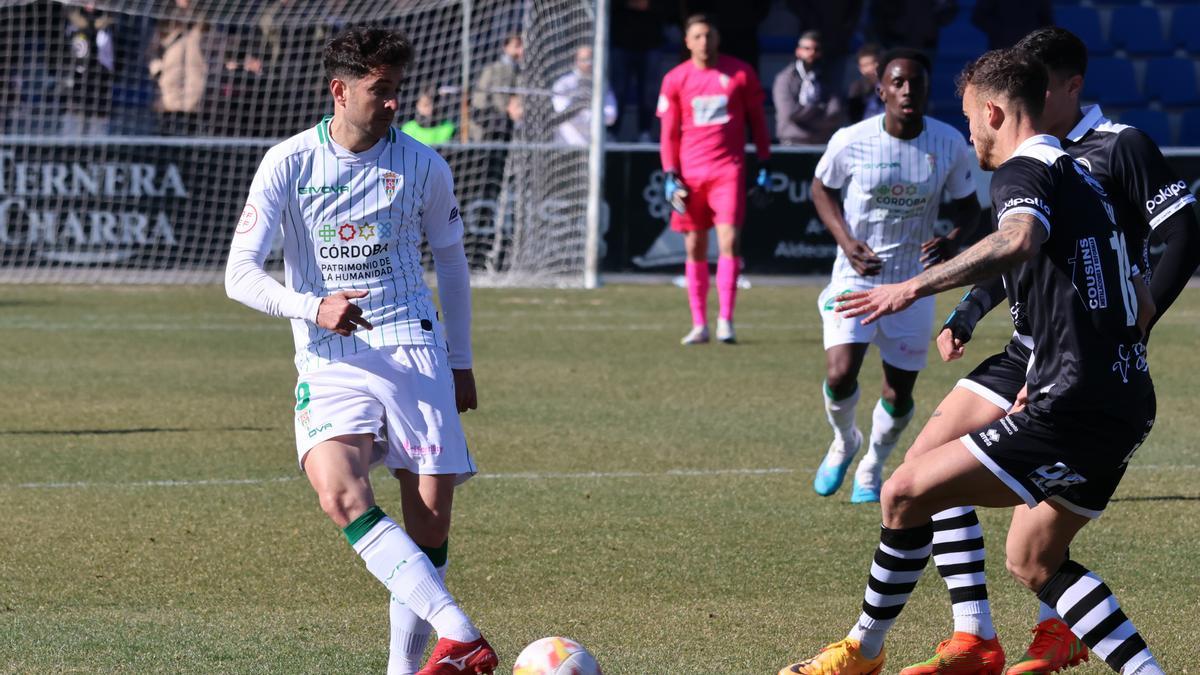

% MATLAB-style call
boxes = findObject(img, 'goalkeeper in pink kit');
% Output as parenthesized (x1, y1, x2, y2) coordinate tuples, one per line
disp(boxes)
(658, 13, 771, 345)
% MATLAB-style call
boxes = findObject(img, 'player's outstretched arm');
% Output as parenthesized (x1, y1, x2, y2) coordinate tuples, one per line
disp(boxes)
(837, 213, 1043, 324)
(812, 176, 882, 276)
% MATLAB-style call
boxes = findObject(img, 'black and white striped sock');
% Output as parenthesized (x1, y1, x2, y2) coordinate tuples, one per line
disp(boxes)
(849, 522, 934, 659)
(932, 506, 996, 638)
(1038, 559, 1162, 674)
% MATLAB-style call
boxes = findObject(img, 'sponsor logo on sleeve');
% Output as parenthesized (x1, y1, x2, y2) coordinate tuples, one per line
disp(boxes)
(236, 203, 258, 234)
(1145, 180, 1188, 213)
(999, 196, 1051, 217)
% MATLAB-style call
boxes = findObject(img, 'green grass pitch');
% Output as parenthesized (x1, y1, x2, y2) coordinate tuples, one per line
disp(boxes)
(1, 283, 1197, 673)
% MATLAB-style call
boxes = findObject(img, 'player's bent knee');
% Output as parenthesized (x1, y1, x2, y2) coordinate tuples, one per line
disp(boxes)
(880, 469, 920, 525)
(317, 487, 373, 529)
(1004, 546, 1056, 591)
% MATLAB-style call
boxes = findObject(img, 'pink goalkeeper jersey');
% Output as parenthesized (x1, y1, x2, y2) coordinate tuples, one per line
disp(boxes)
(657, 55, 771, 179)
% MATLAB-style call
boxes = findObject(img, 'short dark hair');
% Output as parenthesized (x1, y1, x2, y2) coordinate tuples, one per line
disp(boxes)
(799, 30, 821, 44)
(876, 47, 931, 81)
(324, 26, 413, 82)
(1015, 26, 1087, 77)
(684, 13, 716, 32)
(857, 43, 882, 60)
(956, 48, 1048, 118)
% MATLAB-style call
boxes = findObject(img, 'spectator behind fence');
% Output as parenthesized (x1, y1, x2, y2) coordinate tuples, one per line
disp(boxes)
(213, 28, 264, 136)
(972, 0, 1051, 49)
(773, 31, 845, 145)
(148, 0, 211, 136)
(846, 43, 883, 123)
(869, 0, 957, 51)
(551, 46, 617, 146)
(470, 32, 522, 140)
(611, 0, 667, 141)
(786, 0, 865, 91)
(62, 3, 114, 136)
(402, 86, 456, 145)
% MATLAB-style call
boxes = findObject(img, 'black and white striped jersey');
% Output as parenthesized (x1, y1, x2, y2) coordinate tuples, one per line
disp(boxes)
(990, 135, 1152, 415)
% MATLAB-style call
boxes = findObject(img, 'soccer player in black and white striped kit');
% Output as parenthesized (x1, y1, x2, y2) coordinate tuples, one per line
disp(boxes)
(779, 48, 1166, 675)
(895, 28, 1200, 675)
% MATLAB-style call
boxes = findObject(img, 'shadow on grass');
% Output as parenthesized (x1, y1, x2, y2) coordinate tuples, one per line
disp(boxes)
(0, 426, 275, 435)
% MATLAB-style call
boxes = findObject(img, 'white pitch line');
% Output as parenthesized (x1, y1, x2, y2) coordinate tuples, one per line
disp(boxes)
(3, 467, 795, 490)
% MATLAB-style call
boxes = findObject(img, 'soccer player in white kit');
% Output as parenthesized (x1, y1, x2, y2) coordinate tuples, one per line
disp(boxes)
(225, 27, 497, 675)
(810, 48, 980, 503)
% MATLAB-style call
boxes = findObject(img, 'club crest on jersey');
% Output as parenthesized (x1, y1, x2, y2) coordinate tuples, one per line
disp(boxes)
(382, 171, 402, 200)
(719, 73, 730, 89)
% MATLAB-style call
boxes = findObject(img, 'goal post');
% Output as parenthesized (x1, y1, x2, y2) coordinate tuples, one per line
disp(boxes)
(0, 0, 605, 287)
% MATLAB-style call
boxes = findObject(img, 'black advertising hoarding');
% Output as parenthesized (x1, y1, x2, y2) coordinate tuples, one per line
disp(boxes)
(602, 145, 1200, 275)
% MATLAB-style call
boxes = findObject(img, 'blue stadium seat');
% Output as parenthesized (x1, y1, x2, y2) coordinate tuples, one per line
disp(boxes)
(1143, 58, 1200, 106)
(1109, 6, 1169, 56)
(1082, 57, 1141, 106)
(1119, 109, 1172, 147)
(1169, 6, 1200, 52)
(1054, 6, 1111, 55)
(1179, 109, 1200, 147)
(938, 18, 987, 59)
(931, 57, 970, 108)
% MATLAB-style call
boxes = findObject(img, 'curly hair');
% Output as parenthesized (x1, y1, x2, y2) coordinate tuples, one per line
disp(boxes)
(955, 48, 1047, 118)
(324, 26, 413, 82)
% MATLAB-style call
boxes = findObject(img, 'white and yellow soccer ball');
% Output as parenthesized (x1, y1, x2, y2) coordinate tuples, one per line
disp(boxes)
(512, 636, 601, 675)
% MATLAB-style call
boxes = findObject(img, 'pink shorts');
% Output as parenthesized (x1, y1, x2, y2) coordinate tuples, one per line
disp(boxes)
(670, 166, 746, 232)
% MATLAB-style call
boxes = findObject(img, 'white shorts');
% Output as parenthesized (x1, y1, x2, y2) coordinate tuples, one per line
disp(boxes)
(292, 345, 476, 484)
(817, 282, 936, 372)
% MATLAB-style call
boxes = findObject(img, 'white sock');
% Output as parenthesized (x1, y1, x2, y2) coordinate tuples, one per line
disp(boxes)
(953, 599, 997, 640)
(856, 399, 914, 487)
(351, 514, 479, 643)
(848, 620, 888, 660)
(388, 564, 446, 675)
(823, 381, 860, 448)
(1127, 658, 1164, 675)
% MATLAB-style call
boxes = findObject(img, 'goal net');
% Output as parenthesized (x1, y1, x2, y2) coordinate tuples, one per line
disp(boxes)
(0, 0, 597, 286)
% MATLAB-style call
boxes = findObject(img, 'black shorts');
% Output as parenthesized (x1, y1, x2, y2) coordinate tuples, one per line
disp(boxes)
(957, 337, 1032, 411)
(960, 398, 1155, 518)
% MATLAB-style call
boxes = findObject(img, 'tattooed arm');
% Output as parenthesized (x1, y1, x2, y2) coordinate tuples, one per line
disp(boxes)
(835, 213, 1044, 324)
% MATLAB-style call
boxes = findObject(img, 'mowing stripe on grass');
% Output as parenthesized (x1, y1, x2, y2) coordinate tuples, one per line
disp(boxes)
(3, 467, 796, 490)
(2, 464, 1190, 491)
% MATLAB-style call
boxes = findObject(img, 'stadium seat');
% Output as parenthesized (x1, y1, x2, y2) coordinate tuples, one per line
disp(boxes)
(1109, 6, 1170, 56)
(931, 57, 970, 109)
(1179, 109, 1200, 147)
(1054, 6, 1111, 55)
(938, 18, 987, 59)
(1169, 6, 1200, 52)
(1082, 57, 1141, 106)
(1143, 57, 1200, 107)
(1119, 109, 1172, 147)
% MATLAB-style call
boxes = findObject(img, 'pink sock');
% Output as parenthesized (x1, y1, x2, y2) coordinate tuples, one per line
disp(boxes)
(685, 260, 709, 327)
(717, 256, 740, 321)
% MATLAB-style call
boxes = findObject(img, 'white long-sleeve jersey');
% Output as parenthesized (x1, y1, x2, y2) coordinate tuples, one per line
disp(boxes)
(226, 116, 471, 373)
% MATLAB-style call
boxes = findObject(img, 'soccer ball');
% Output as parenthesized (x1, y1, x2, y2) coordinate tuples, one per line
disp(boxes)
(512, 636, 601, 675)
